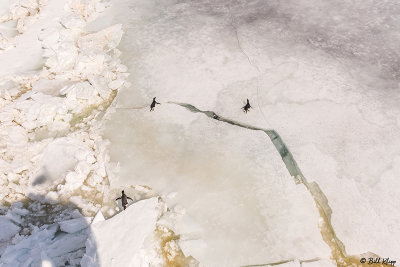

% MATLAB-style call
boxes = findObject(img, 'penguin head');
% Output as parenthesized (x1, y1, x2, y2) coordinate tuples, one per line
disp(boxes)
(122, 190, 125, 194)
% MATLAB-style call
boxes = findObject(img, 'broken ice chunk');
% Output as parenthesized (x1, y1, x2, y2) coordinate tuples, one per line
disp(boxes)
(58, 217, 91, 234)
(0, 216, 20, 242)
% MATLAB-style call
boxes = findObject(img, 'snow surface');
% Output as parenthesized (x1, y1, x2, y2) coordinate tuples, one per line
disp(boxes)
(101, 0, 400, 265)
(0, 0, 399, 266)
(81, 197, 160, 267)
(0, 0, 167, 266)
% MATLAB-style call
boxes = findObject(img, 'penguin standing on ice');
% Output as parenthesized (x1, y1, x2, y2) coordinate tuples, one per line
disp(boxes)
(150, 97, 160, 111)
(242, 99, 251, 113)
(115, 190, 133, 210)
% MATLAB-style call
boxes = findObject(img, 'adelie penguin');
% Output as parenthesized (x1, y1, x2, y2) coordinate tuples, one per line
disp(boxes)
(115, 190, 133, 210)
(242, 99, 251, 113)
(150, 97, 160, 111)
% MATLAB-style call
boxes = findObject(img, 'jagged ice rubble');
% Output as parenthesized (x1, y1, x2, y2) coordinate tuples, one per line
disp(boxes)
(1, 0, 400, 267)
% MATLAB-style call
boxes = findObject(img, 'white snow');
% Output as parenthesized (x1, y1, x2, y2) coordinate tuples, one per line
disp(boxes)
(81, 197, 160, 267)
(1, 0, 399, 266)
(0, 0, 140, 265)
(100, 0, 400, 265)
(302, 259, 336, 267)
(0, 0, 128, 211)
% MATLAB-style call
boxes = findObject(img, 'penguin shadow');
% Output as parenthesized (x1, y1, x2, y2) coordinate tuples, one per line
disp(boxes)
(31, 167, 50, 186)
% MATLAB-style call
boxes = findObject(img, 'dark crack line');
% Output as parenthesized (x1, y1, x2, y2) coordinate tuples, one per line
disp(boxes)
(227, 5, 271, 128)
(169, 102, 304, 179)
(168, 101, 385, 267)
(227, 4, 260, 73)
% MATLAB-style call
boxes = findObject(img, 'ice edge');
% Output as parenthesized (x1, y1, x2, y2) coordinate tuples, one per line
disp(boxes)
(170, 101, 383, 267)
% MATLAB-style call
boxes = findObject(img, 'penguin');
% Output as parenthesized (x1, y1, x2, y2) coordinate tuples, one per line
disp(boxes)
(242, 99, 251, 113)
(150, 97, 161, 111)
(115, 190, 133, 210)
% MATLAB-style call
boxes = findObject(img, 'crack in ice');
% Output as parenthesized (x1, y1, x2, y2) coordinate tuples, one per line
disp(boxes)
(169, 101, 383, 266)
(227, 5, 272, 129)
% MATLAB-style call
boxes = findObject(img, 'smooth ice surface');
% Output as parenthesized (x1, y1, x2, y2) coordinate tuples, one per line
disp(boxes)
(81, 197, 160, 267)
(302, 259, 337, 267)
(101, 0, 400, 265)
(1, 0, 400, 265)
(106, 106, 331, 265)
